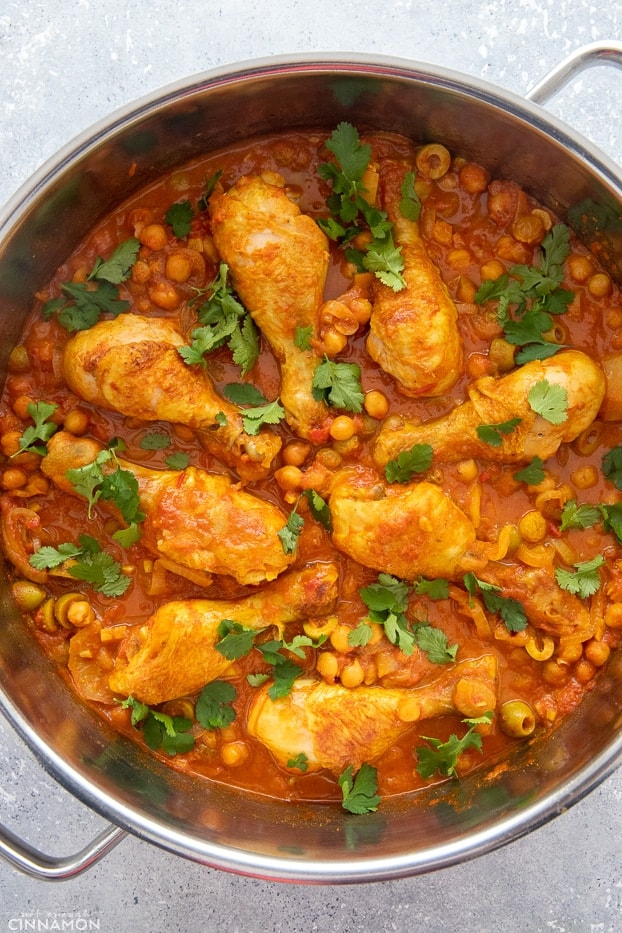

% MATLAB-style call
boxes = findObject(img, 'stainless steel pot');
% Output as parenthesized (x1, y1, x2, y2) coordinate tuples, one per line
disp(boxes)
(1, 46, 622, 884)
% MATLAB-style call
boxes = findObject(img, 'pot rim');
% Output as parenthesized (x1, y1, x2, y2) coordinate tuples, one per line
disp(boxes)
(2, 52, 622, 883)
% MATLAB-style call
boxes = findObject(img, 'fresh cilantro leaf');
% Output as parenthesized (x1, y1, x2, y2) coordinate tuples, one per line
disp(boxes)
(602, 445, 622, 490)
(278, 506, 305, 555)
(312, 357, 364, 412)
(240, 399, 286, 436)
(338, 763, 380, 814)
(513, 456, 546, 485)
(215, 619, 265, 660)
(229, 314, 259, 375)
(119, 696, 194, 756)
(215, 411, 228, 426)
(165, 200, 194, 238)
(362, 232, 406, 290)
(29, 541, 83, 570)
(347, 621, 373, 647)
(89, 238, 140, 284)
(600, 502, 622, 544)
(140, 431, 171, 451)
(195, 680, 237, 730)
(164, 452, 190, 470)
(112, 522, 142, 548)
(66, 446, 145, 529)
(384, 444, 433, 483)
(304, 489, 332, 531)
(197, 170, 223, 212)
(360, 574, 415, 655)
(319, 122, 372, 214)
(555, 555, 605, 598)
(412, 623, 458, 665)
(13, 401, 58, 457)
(560, 500, 602, 532)
(42, 239, 139, 331)
(399, 170, 421, 221)
(256, 640, 304, 699)
(416, 712, 493, 779)
(527, 379, 568, 425)
(67, 548, 131, 597)
(280, 632, 327, 658)
(223, 383, 267, 406)
(294, 325, 314, 351)
(476, 417, 522, 448)
(463, 572, 527, 632)
(414, 576, 450, 600)
(287, 753, 309, 772)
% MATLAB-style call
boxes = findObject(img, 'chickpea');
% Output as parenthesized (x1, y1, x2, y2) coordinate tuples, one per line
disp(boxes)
(148, 280, 181, 310)
(583, 639, 610, 668)
(139, 223, 168, 251)
(1, 430, 22, 457)
(511, 213, 544, 245)
(570, 465, 598, 490)
(12, 395, 33, 421)
(1, 467, 27, 490)
(458, 162, 489, 194)
(340, 659, 364, 688)
(282, 440, 311, 467)
(453, 678, 497, 718)
(322, 329, 348, 356)
(165, 252, 194, 283)
(330, 623, 355, 654)
(364, 390, 389, 420)
(574, 658, 596, 684)
(221, 741, 249, 768)
(12, 580, 46, 612)
(131, 259, 151, 284)
(556, 642, 583, 665)
(455, 459, 478, 483)
(329, 415, 356, 442)
(587, 272, 612, 298)
(274, 464, 303, 492)
(480, 259, 505, 282)
(518, 510, 547, 543)
(567, 253, 594, 283)
(7, 345, 31, 374)
(500, 700, 536, 738)
(64, 408, 89, 436)
(542, 660, 569, 686)
(317, 651, 339, 682)
(66, 600, 96, 628)
(605, 602, 622, 629)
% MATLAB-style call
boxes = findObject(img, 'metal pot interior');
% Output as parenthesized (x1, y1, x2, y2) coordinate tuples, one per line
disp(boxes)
(2, 55, 622, 882)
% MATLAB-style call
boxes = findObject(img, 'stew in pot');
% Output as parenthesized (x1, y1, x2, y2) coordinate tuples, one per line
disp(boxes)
(2, 125, 622, 812)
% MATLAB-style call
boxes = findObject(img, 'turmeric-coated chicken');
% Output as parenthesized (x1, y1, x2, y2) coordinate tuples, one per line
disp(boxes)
(247, 655, 497, 774)
(329, 468, 477, 580)
(41, 432, 294, 586)
(328, 468, 592, 638)
(373, 349, 606, 468)
(366, 159, 463, 396)
(62, 314, 281, 480)
(108, 562, 339, 704)
(209, 173, 332, 441)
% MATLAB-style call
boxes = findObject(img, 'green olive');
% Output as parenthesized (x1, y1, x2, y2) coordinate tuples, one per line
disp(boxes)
(500, 700, 536, 738)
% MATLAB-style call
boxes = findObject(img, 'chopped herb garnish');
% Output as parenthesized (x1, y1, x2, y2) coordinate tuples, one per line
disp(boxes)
(164, 451, 190, 470)
(527, 379, 568, 425)
(414, 576, 450, 600)
(476, 417, 522, 448)
(294, 325, 314, 351)
(195, 680, 237, 730)
(30, 534, 131, 597)
(463, 572, 527, 632)
(555, 554, 605, 598)
(513, 456, 546, 485)
(65, 445, 145, 539)
(416, 712, 494, 779)
(312, 357, 364, 412)
(304, 489, 332, 531)
(287, 753, 309, 773)
(165, 200, 194, 238)
(384, 443, 433, 483)
(559, 500, 602, 532)
(602, 445, 622, 490)
(338, 762, 380, 814)
(278, 503, 305, 555)
(139, 431, 171, 451)
(118, 696, 194, 756)
(12, 401, 58, 457)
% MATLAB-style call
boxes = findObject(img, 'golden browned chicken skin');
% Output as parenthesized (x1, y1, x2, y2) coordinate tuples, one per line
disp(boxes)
(42, 432, 294, 586)
(366, 159, 463, 396)
(62, 314, 281, 480)
(209, 173, 333, 441)
(107, 562, 339, 704)
(247, 655, 497, 774)
(373, 349, 606, 468)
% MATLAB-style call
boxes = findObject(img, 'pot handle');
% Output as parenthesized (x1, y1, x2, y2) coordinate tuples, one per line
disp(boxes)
(0, 818, 126, 880)
(526, 40, 622, 104)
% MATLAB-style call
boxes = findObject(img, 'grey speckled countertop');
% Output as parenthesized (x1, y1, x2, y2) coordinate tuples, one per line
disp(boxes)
(1, 2, 622, 931)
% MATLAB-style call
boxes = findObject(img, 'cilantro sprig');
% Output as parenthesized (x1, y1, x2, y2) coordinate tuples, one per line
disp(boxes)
(527, 379, 568, 425)
(195, 680, 237, 730)
(463, 572, 527, 632)
(338, 762, 380, 814)
(65, 442, 145, 546)
(119, 696, 194, 755)
(416, 712, 494, 779)
(474, 224, 573, 363)
(42, 238, 139, 332)
(12, 401, 58, 458)
(178, 263, 259, 375)
(29, 533, 131, 597)
(318, 122, 406, 291)
(222, 382, 286, 435)
(555, 554, 605, 598)
(513, 456, 546, 486)
(384, 443, 433, 483)
(312, 356, 364, 413)
(476, 417, 522, 448)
